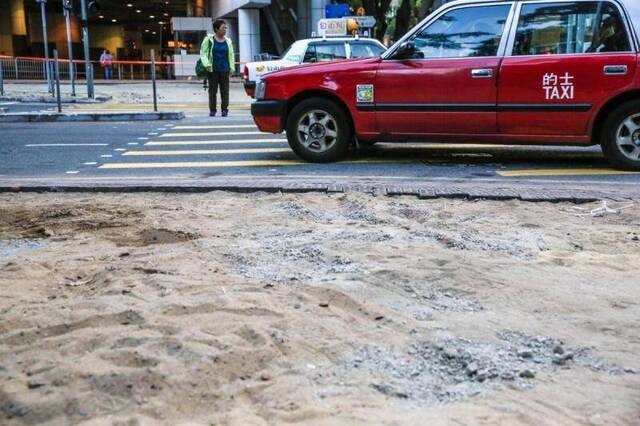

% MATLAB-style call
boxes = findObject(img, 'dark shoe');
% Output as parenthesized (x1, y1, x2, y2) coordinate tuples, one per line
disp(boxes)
(209, 110, 217, 117)
(221, 110, 228, 117)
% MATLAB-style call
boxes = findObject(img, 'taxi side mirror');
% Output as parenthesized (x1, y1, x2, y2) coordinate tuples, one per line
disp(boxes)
(393, 41, 417, 59)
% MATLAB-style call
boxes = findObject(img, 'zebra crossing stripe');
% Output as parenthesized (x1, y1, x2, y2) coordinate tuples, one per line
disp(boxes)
(123, 148, 291, 156)
(159, 131, 264, 137)
(172, 125, 257, 130)
(145, 139, 286, 146)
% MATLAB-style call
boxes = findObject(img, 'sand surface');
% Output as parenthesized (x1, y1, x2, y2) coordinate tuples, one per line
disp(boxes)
(0, 192, 639, 425)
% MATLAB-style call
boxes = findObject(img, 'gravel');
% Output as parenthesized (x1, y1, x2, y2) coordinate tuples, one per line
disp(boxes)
(342, 330, 633, 405)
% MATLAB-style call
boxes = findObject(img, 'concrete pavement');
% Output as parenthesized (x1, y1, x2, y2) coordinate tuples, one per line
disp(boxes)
(1, 80, 251, 111)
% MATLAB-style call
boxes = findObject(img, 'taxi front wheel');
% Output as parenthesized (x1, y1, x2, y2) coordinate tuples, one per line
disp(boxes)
(601, 100, 640, 171)
(286, 98, 351, 163)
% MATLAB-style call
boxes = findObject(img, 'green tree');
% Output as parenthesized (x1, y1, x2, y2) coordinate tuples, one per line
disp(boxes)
(348, 0, 394, 41)
(348, 0, 442, 42)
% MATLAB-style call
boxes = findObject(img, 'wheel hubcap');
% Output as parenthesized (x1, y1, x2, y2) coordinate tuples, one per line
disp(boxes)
(615, 113, 640, 161)
(309, 123, 326, 139)
(296, 110, 338, 153)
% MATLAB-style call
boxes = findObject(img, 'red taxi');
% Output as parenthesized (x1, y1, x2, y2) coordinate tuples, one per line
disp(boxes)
(251, 0, 640, 170)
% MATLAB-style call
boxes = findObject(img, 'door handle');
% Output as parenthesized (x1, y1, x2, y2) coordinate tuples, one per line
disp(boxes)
(471, 68, 493, 78)
(604, 65, 628, 75)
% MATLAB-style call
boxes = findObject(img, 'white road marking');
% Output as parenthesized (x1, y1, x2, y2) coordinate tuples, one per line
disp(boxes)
(127, 142, 139, 146)
(114, 148, 127, 152)
(25, 143, 109, 147)
(137, 137, 149, 140)
(83, 162, 98, 166)
(148, 132, 159, 136)
(173, 124, 256, 130)
(65, 171, 80, 174)
(160, 131, 263, 137)
(100, 154, 113, 158)
(145, 139, 287, 146)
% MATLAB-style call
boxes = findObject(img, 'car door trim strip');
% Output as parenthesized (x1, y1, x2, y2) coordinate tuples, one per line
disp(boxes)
(355, 103, 592, 113)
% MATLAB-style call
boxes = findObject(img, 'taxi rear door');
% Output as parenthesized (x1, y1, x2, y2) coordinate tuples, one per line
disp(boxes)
(498, 0, 637, 136)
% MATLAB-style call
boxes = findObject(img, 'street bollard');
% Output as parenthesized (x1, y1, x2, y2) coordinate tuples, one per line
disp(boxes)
(87, 62, 95, 97)
(48, 60, 55, 97)
(0, 59, 4, 97)
(151, 49, 158, 112)
(130, 64, 134, 80)
(54, 50, 62, 113)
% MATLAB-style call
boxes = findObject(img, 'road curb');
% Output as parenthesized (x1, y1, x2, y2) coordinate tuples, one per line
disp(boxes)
(0, 111, 185, 122)
(0, 180, 635, 203)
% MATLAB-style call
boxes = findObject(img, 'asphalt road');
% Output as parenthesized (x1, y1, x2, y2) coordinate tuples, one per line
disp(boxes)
(1, 112, 640, 189)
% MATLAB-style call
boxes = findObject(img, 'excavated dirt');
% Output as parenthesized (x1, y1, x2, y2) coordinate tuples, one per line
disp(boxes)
(0, 192, 639, 425)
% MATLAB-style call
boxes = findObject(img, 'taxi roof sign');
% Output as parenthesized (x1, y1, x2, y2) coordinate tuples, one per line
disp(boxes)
(317, 18, 348, 37)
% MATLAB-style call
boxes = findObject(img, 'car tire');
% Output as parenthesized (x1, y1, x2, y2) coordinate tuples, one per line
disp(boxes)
(601, 100, 640, 171)
(286, 98, 351, 163)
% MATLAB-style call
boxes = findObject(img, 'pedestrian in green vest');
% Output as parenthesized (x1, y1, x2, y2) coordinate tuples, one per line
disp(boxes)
(200, 19, 235, 117)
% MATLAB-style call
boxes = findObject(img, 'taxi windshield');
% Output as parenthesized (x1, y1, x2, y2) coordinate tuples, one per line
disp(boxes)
(282, 40, 308, 64)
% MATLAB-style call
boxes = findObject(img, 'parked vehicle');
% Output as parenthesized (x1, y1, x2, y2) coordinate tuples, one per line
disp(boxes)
(251, 0, 640, 170)
(243, 37, 386, 97)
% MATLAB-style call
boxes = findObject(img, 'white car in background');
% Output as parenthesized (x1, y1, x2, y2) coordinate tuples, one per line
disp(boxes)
(242, 37, 386, 97)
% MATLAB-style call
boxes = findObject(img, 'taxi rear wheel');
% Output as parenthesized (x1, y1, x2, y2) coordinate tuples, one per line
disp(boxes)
(601, 100, 640, 171)
(286, 98, 351, 163)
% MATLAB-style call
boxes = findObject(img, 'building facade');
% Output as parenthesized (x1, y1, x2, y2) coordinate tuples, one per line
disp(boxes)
(0, 0, 334, 77)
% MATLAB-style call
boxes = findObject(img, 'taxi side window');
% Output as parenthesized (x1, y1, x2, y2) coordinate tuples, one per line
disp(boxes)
(303, 45, 316, 63)
(303, 43, 347, 63)
(411, 5, 512, 59)
(513, 1, 631, 56)
(350, 43, 385, 58)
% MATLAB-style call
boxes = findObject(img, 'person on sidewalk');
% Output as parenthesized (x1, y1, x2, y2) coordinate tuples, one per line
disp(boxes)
(100, 49, 113, 80)
(199, 19, 235, 117)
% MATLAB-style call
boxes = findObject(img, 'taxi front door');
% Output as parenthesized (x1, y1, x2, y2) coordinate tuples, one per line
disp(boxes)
(373, 3, 514, 139)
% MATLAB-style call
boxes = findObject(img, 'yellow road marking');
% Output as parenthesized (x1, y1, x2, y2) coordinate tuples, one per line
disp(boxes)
(123, 148, 291, 156)
(380, 143, 507, 149)
(100, 160, 306, 169)
(71, 106, 250, 110)
(172, 125, 257, 130)
(160, 131, 265, 137)
(146, 139, 286, 146)
(498, 168, 640, 177)
(70, 104, 243, 108)
(98, 158, 414, 169)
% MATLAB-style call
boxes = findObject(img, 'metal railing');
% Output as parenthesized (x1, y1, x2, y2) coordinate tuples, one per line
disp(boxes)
(0, 56, 89, 80)
(0, 55, 243, 81)
(0, 49, 164, 112)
